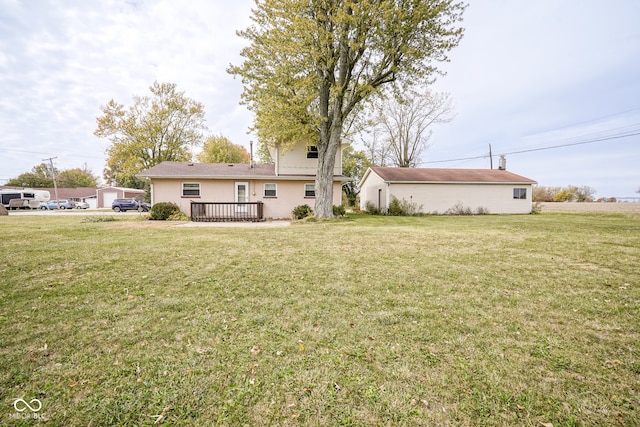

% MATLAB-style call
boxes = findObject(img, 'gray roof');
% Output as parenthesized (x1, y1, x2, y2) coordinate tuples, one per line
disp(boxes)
(137, 161, 351, 182)
(370, 167, 536, 184)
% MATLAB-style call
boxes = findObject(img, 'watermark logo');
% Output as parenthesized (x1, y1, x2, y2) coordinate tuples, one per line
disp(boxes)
(13, 398, 42, 413)
(10, 398, 46, 421)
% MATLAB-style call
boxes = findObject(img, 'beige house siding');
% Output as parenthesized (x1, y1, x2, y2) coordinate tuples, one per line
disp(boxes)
(359, 170, 388, 212)
(151, 178, 343, 219)
(272, 143, 344, 176)
(387, 183, 533, 214)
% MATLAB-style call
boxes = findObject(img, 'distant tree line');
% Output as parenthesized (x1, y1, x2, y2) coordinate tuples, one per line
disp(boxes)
(6, 163, 99, 188)
(533, 185, 597, 202)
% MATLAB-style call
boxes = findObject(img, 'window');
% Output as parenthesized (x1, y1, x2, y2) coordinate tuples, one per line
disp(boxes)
(304, 183, 315, 198)
(182, 182, 201, 197)
(264, 183, 277, 197)
(306, 145, 319, 158)
(513, 188, 527, 200)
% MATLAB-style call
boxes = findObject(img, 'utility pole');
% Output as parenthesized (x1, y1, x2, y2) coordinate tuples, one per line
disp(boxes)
(489, 143, 493, 169)
(43, 157, 59, 206)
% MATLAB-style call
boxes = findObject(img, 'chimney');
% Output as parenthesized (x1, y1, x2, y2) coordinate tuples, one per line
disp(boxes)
(498, 155, 506, 170)
(249, 141, 254, 169)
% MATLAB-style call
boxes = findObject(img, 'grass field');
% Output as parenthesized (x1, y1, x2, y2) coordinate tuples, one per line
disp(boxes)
(1, 213, 638, 426)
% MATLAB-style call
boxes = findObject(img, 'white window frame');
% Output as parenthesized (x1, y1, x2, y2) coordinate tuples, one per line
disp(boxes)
(304, 183, 315, 198)
(264, 183, 277, 198)
(513, 188, 527, 200)
(182, 182, 201, 197)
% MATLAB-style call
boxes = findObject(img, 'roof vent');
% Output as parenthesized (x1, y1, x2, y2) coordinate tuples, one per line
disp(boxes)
(228, 164, 234, 167)
(187, 162, 194, 166)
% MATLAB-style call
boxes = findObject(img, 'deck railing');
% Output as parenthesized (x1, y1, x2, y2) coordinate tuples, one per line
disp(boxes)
(191, 202, 264, 222)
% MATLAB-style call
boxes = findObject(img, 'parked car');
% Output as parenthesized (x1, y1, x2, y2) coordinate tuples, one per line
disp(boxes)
(139, 202, 151, 212)
(112, 198, 140, 212)
(75, 201, 90, 209)
(45, 200, 75, 210)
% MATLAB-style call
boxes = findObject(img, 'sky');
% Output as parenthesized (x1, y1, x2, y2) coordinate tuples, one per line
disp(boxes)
(1, 0, 639, 199)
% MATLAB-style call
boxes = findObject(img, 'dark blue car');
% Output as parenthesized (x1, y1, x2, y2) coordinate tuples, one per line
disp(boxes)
(111, 198, 140, 212)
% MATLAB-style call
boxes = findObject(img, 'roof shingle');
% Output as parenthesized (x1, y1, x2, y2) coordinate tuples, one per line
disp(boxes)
(370, 167, 536, 183)
(137, 161, 276, 178)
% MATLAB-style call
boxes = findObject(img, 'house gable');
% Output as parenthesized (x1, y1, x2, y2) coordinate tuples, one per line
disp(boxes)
(269, 140, 347, 176)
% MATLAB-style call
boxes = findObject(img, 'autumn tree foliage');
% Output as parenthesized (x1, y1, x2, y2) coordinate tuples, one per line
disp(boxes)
(230, 0, 465, 217)
(197, 134, 250, 164)
(533, 185, 596, 202)
(95, 81, 206, 187)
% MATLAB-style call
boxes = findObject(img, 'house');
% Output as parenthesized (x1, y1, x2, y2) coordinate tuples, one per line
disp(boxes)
(136, 141, 350, 220)
(96, 186, 146, 208)
(359, 166, 537, 214)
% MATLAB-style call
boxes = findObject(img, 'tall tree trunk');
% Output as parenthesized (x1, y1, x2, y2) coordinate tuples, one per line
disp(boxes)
(315, 122, 341, 218)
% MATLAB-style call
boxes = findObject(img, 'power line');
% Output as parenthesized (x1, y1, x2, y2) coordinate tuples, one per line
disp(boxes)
(422, 129, 640, 165)
(503, 131, 640, 156)
(0, 147, 105, 160)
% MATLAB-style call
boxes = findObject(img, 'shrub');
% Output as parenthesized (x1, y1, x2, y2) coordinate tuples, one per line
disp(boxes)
(149, 202, 181, 220)
(168, 210, 190, 221)
(292, 204, 313, 220)
(364, 201, 380, 215)
(333, 205, 346, 217)
(445, 202, 473, 215)
(388, 196, 422, 216)
(475, 206, 490, 215)
(531, 201, 542, 214)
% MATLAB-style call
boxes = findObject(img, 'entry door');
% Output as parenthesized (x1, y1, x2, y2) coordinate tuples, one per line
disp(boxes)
(235, 182, 249, 212)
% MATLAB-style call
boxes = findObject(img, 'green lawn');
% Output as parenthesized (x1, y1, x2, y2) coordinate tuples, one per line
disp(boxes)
(1, 213, 638, 426)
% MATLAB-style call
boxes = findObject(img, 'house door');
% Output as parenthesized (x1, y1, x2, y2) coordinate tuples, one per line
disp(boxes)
(235, 182, 249, 213)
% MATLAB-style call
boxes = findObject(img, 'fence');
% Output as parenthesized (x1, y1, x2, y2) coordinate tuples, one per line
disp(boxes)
(191, 202, 264, 222)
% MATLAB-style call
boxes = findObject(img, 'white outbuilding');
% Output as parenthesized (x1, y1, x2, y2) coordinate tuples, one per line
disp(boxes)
(359, 166, 537, 214)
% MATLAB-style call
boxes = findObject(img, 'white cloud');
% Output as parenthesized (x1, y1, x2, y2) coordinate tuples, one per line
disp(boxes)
(0, 0, 255, 181)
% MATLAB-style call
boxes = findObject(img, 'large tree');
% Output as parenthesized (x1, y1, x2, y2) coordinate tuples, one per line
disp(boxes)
(95, 81, 207, 187)
(57, 165, 100, 188)
(197, 134, 250, 164)
(375, 89, 454, 167)
(230, 0, 465, 217)
(6, 163, 55, 187)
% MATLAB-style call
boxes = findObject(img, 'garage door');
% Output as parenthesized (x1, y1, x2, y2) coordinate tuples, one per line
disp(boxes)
(103, 192, 118, 208)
